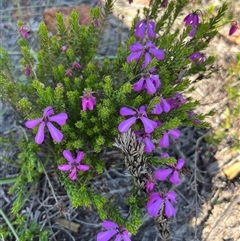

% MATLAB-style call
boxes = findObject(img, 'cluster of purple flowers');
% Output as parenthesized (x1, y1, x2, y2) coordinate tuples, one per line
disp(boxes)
(25, 106, 90, 180)
(22, 4, 235, 240)
(112, 13, 190, 240)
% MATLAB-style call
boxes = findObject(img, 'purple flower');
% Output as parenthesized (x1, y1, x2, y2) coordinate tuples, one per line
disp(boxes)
(189, 52, 205, 64)
(229, 22, 239, 36)
(161, 0, 168, 8)
(127, 41, 165, 68)
(72, 61, 81, 70)
(58, 150, 90, 181)
(19, 26, 29, 39)
(135, 20, 156, 39)
(133, 72, 161, 95)
(65, 69, 73, 77)
(159, 129, 180, 148)
(127, 0, 133, 3)
(81, 90, 96, 111)
(146, 174, 156, 192)
(93, 18, 99, 27)
(25, 106, 68, 144)
(97, 220, 131, 241)
(184, 12, 199, 37)
(188, 111, 195, 118)
(184, 12, 199, 27)
(166, 93, 186, 110)
(24, 66, 31, 76)
(135, 131, 155, 153)
(61, 46, 67, 52)
(146, 191, 177, 218)
(118, 106, 157, 133)
(151, 97, 171, 114)
(161, 152, 170, 158)
(155, 158, 185, 184)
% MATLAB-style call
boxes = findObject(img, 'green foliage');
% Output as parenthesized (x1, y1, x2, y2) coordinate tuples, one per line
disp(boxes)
(0, 0, 229, 239)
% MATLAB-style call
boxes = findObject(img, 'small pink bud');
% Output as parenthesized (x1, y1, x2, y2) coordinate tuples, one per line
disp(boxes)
(229, 22, 239, 36)
(161, 0, 168, 8)
(81, 90, 96, 111)
(19, 26, 29, 39)
(61, 46, 67, 52)
(72, 61, 81, 70)
(24, 66, 31, 76)
(65, 69, 73, 77)
(93, 19, 99, 27)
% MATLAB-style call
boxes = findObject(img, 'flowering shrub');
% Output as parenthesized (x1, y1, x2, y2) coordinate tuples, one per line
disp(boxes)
(0, 0, 230, 240)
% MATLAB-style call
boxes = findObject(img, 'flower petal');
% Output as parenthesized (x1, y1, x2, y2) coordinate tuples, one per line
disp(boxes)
(25, 118, 42, 129)
(76, 151, 84, 163)
(127, 51, 142, 63)
(166, 191, 177, 203)
(147, 196, 162, 217)
(46, 122, 63, 142)
(146, 181, 155, 192)
(114, 234, 122, 241)
(133, 78, 144, 92)
(143, 52, 152, 68)
(155, 168, 172, 181)
(159, 132, 169, 147)
(189, 26, 197, 37)
(147, 21, 156, 38)
(97, 230, 118, 241)
(152, 103, 162, 115)
(63, 150, 74, 163)
(164, 199, 176, 218)
(161, 152, 170, 158)
(118, 117, 137, 133)
(149, 48, 165, 60)
(140, 117, 157, 134)
(169, 171, 181, 184)
(43, 106, 54, 116)
(103, 220, 119, 229)
(35, 122, 45, 144)
(87, 98, 95, 110)
(145, 40, 155, 48)
(144, 137, 155, 153)
(146, 78, 156, 94)
(176, 158, 185, 169)
(58, 164, 72, 171)
(120, 107, 136, 116)
(69, 168, 77, 180)
(82, 97, 88, 111)
(77, 164, 90, 171)
(161, 97, 171, 113)
(122, 231, 131, 241)
(150, 75, 160, 89)
(168, 129, 180, 139)
(135, 20, 145, 39)
(130, 42, 144, 52)
(49, 113, 68, 126)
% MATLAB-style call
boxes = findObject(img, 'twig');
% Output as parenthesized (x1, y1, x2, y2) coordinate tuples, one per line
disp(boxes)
(38, 160, 59, 207)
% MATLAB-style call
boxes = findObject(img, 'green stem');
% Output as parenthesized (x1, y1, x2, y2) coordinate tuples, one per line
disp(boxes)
(0, 208, 20, 241)
(0, 176, 18, 185)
